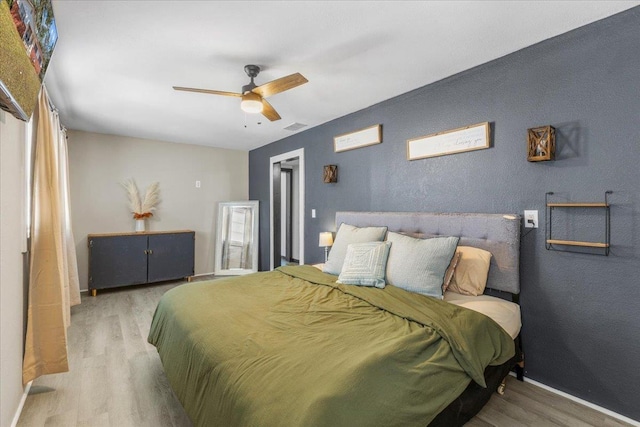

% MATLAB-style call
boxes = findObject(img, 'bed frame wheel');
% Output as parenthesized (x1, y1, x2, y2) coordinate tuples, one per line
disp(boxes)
(497, 378, 507, 395)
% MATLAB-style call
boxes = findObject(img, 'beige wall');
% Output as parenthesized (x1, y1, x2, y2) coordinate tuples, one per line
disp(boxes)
(67, 130, 248, 291)
(0, 111, 26, 427)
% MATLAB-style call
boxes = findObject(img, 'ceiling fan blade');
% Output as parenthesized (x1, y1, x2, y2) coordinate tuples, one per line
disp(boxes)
(261, 99, 281, 121)
(173, 86, 242, 97)
(252, 73, 308, 98)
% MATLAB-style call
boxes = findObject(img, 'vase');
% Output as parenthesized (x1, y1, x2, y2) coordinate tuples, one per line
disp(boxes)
(135, 219, 146, 232)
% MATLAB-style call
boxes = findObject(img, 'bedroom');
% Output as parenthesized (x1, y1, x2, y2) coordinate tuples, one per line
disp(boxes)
(1, 1, 639, 426)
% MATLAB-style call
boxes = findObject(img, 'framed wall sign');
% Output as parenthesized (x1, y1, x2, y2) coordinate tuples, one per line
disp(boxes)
(334, 124, 382, 152)
(407, 122, 490, 160)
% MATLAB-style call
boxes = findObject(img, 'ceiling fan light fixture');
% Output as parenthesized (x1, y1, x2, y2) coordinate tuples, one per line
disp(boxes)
(241, 92, 263, 114)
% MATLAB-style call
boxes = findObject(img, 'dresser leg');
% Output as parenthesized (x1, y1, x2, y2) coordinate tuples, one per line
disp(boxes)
(91, 289, 97, 297)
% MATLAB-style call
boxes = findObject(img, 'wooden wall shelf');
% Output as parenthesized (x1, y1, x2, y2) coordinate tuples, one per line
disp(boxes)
(545, 239, 609, 249)
(546, 203, 608, 208)
(545, 192, 612, 256)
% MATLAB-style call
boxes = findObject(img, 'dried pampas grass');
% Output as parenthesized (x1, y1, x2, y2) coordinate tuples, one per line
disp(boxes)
(141, 182, 160, 214)
(122, 179, 160, 219)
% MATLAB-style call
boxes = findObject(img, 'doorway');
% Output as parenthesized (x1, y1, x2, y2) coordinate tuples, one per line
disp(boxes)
(269, 148, 305, 270)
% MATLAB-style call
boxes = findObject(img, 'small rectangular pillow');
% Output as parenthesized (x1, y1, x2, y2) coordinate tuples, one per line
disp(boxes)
(385, 232, 459, 299)
(337, 242, 392, 288)
(447, 246, 492, 296)
(323, 223, 388, 275)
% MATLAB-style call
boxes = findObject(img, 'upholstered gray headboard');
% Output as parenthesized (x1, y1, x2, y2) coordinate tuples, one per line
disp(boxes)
(335, 212, 522, 295)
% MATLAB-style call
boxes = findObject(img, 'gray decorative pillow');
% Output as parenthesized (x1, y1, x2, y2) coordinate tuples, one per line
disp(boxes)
(385, 232, 459, 299)
(337, 242, 392, 288)
(323, 223, 388, 275)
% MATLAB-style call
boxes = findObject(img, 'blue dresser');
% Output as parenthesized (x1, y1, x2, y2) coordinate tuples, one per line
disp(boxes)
(88, 230, 195, 296)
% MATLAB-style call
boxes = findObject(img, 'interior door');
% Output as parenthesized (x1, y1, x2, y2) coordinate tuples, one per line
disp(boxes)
(281, 168, 293, 262)
(272, 162, 282, 267)
(270, 148, 304, 270)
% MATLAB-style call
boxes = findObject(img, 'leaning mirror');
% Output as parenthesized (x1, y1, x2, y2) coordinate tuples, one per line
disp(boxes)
(215, 201, 259, 275)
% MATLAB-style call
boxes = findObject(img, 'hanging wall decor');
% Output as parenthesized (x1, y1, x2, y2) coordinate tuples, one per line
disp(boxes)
(334, 124, 382, 152)
(407, 122, 490, 160)
(323, 165, 338, 183)
(527, 125, 556, 162)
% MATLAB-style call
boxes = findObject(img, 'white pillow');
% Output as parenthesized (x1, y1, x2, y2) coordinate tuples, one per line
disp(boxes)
(337, 242, 391, 288)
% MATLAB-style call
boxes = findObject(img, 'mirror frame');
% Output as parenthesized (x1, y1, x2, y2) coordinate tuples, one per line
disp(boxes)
(214, 201, 259, 276)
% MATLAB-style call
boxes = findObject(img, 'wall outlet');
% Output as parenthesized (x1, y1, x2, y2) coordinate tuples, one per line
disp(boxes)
(524, 210, 538, 228)
(311, 209, 316, 218)
(195, 180, 201, 188)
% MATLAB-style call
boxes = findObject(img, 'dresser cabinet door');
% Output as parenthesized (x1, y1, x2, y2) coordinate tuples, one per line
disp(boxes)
(147, 232, 195, 283)
(89, 235, 148, 289)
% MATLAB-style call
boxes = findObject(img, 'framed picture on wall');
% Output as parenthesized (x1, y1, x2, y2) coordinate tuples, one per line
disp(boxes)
(334, 124, 382, 152)
(407, 122, 490, 160)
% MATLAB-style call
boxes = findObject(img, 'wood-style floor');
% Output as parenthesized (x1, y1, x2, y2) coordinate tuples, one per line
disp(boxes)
(17, 279, 634, 427)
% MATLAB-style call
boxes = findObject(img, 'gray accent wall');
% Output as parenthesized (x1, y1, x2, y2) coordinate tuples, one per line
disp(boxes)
(250, 7, 640, 421)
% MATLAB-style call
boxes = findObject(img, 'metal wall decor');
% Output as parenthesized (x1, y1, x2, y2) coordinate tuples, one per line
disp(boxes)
(323, 165, 338, 183)
(527, 125, 556, 162)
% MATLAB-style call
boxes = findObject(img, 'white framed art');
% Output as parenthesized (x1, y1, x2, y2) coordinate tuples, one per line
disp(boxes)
(334, 124, 382, 152)
(407, 122, 490, 160)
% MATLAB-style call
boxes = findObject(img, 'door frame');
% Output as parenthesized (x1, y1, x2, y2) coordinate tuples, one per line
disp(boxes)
(280, 167, 293, 262)
(269, 148, 305, 270)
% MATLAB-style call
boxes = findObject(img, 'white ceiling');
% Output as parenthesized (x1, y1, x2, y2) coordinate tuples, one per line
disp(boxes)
(45, 1, 639, 151)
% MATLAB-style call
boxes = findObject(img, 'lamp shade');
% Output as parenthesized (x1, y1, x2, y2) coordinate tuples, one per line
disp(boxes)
(241, 92, 263, 114)
(319, 232, 333, 247)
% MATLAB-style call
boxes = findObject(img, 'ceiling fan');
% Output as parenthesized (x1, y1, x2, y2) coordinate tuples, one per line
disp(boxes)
(173, 65, 308, 121)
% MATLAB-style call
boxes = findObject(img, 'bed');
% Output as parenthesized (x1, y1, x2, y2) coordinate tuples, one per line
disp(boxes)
(148, 211, 523, 426)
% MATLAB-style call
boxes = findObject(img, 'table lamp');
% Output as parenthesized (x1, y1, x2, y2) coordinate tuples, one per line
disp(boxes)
(319, 232, 333, 262)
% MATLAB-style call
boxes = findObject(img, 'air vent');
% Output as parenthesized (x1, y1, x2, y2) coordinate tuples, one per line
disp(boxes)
(283, 122, 307, 132)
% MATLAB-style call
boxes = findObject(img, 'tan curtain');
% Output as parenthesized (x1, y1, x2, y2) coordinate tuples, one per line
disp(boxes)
(22, 87, 81, 385)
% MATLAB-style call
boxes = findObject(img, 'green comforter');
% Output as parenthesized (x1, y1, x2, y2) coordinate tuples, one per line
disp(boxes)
(148, 265, 514, 427)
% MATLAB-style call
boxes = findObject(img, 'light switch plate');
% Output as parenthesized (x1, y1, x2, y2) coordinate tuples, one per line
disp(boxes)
(311, 209, 316, 218)
(524, 210, 538, 228)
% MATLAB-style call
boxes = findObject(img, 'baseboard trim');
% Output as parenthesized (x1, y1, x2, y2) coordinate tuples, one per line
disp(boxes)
(509, 373, 639, 426)
(78, 273, 212, 293)
(11, 381, 31, 427)
(191, 272, 214, 278)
